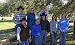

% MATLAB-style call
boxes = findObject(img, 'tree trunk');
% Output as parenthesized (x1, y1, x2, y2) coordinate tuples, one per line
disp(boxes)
(73, 20, 75, 39)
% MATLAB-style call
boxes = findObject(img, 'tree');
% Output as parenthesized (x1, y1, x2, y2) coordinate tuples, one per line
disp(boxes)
(0, 0, 75, 17)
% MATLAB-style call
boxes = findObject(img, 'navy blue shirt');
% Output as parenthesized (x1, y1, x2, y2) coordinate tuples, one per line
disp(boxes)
(27, 12, 36, 28)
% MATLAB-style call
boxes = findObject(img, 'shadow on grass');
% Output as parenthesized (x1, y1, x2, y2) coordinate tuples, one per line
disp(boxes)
(0, 28, 15, 43)
(0, 28, 14, 34)
(0, 20, 12, 22)
(0, 28, 16, 45)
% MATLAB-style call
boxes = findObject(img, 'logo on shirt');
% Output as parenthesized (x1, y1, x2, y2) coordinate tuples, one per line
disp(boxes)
(61, 20, 66, 23)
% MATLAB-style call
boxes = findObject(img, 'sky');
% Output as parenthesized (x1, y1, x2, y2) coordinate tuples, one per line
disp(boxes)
(0, 0, 6, 3)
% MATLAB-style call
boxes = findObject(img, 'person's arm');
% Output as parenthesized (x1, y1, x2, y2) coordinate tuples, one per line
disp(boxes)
(57, 22, 59, 30)
(32, 14, 36, 26)
(31, 26, 36, 37)
(64, 20, 69, 32)
(27, 13, 30, 22)
(33, 14, 36, 22)
(38, 12, 41, 19)
(50, 21, 53, 34)
(47, 21, 50, 33)
(12, 15, 17, 24)
(40, 26, 42, 32)
(58, 20, 62, 30)
(24, 14, 26, 20)
(45, 12, 48, 20)
(17, 27, 21, 41)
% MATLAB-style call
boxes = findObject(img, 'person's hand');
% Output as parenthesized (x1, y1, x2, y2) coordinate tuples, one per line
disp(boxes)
(36, 36, 40, 38)
(36, 36, 38, 38)
(51, 33, 53, 35)
(46, 32, 48, 36)
(27, 38, 31, 43)
(18, 40, 21, 43)
(61, 30, 64, 32)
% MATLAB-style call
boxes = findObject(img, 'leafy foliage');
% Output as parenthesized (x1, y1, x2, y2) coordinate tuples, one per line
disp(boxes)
(0, 0, 75, 17)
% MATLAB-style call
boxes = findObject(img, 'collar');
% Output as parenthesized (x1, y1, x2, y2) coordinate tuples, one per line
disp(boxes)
(18, 12, 24, 15)
(35, 24, 39, 26)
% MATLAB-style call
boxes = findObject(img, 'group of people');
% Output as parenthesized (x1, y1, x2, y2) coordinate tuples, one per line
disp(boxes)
(12, 6, 69, 45)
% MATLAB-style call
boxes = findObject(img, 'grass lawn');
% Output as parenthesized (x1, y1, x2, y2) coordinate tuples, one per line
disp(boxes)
(0, 20, 15, 30)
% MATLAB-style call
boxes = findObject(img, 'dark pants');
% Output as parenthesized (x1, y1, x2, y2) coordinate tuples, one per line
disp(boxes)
(60, 32, 67, 45)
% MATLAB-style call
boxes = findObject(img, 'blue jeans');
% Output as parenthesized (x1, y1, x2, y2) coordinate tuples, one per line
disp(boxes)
(33, 37, 41, 45)
(60, 32, 67, 45)
(41, 31, 46, 44)
(20, 40, 29, 45)
(50, 32, 57, 45)
(15, 24, 20, 36)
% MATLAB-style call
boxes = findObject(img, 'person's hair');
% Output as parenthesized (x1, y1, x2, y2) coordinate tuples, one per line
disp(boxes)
(20, 18, 26, 22)
(52, 15, 57, 21)
(42, 6, 46, 9)
(40, 13, 46, 20)
(30, 8, 34, 13)
(41, 16, 46, 20)
(36, 18, 40, 21)
(31, 8, 34, 10)
(61, 13, 67, 19)
(17, 6, 24, 11)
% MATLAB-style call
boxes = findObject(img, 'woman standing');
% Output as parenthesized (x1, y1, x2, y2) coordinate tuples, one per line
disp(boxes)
(59, 14, 69, 45)
(50, 15, 58, 45)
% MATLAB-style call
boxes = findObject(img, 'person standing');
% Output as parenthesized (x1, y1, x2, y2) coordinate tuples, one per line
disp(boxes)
(27, 8, 36, 43)
(17, 18, 30, 45)
(12, 6, 26, 35)
(38, 7, 48, 20)
(12, 6, 26, 44)
(12, 6, 26, 24)
(59, 14, 69, 45)
(27, 8, 36, 29)
(50, 15, 58, 45)
(40, 13, 50, 45)
(31, 19, 42, 45)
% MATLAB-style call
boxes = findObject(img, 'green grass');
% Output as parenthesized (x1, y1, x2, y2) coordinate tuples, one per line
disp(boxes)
(0, 20, 15, 30)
